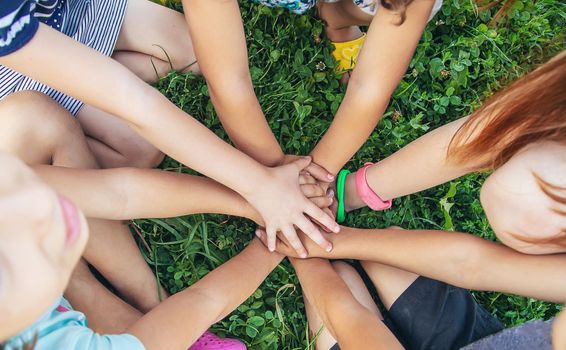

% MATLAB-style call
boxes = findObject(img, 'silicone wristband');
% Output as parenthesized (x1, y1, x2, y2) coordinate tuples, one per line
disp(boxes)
(355, 163, 392, 211)
(336, 169, 350, 223)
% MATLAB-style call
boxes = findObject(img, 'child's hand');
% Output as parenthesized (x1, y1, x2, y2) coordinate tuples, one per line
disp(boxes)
(244, 157, 339, 258)
(299, 173, 334, 209)
(283, 155, 335, 184)
(254, 227, 328, 258)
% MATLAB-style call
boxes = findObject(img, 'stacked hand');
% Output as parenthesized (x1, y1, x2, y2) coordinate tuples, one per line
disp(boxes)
(243, 156, 339, 258)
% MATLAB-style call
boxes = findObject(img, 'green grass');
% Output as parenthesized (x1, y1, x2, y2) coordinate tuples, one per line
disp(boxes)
(139, 0, 565, 348)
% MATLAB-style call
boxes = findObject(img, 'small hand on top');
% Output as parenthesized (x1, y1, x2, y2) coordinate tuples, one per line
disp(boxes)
(243, 156, 339, 258)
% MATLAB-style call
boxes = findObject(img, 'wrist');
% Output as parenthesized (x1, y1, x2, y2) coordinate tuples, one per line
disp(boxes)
(344, 172, 366, 211)
(248, 238, 284, 265)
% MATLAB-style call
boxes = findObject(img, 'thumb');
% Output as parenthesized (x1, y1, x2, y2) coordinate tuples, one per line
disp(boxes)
(290, 156, 312, 172)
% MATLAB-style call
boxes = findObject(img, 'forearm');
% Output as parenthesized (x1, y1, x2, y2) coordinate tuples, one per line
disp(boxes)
(343, 117, 473, 207)
(311, 0, 434, 173)
(183, 0, 283, 166)
(34, 166, 262, 223)
(311, 227, 566, 302)
(311, 90, 389, 174)
(128, 240, 283, 349)
(0, 24, 267, 195)
(291, 258, 401, 349)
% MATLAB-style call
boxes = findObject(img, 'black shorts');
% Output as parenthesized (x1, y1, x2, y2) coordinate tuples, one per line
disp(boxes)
(330, 276, 503, 350)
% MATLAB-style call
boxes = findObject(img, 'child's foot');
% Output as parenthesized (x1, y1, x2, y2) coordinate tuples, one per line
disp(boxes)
(188, 331, 246, 350)
(326, 26, 365, 84)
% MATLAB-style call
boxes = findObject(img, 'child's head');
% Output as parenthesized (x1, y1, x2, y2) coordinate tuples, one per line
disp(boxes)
(0, 153, 89, 341)
(447, 51, 566, 253)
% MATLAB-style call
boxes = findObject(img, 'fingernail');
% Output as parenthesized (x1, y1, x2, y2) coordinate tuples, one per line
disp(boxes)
(300, 251, 308, 259)
(327, 174, 334, 180)
(255, 230, 260, 238)
(329, 197, 333, 204)
(327, 189, 334, 198)
(303, 156, 311, 161)
(334, 225, 341, 233)
(326, 244, 333, 252)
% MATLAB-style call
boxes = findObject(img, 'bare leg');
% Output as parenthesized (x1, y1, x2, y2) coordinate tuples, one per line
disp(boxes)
(317, 0, 373, 42)
(76, 105, 165, 169)
(361, 261, 419, 310)
(360, 227, 419, 310)
(83, 218, 168, 313)
(0, 91, 163, 316)
(77, 0, 199, 168)
(65, 259, 143, 333)
(0, 91, 98, 168)
(304, 261, 382, 350)
(292, 258, 401, 349)
(554, 308, 566, 350)
(112, 0, 200, 82)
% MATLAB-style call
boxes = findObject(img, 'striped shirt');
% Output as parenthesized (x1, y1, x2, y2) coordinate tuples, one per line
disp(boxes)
(0, 0, 128, 115)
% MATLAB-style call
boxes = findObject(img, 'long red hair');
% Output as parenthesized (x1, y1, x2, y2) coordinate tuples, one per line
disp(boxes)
(447, 51, 566, 247)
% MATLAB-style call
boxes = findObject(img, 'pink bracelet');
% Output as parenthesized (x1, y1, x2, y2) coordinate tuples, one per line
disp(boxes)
(355, 163, 392, 211)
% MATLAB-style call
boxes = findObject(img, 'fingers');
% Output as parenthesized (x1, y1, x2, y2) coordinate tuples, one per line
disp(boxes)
(300, 184, 326, 198)
(304, 161, 335, 182)
(255, 228, 269, 247)
(304, 201, 340, 234)
(299, 174, 317, 185)
(266, 226, 277, 252)
(256, 228, 301, 258)
(290, 156, 312, 173)
(309, 196, 333, 209)
(295, 214, 333, 253)
(280, 225, 307, 258)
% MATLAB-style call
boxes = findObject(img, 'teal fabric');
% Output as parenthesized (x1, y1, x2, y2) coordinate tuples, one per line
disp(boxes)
(3, 296, 145, 350)
(251, 0, 375, 14)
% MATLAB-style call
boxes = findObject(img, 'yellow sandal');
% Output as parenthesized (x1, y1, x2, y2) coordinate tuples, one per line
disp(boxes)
(331, 33, 367, 73)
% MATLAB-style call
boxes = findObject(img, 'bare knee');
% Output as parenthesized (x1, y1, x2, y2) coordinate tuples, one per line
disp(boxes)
(332, 261, 359, 281)
(2, 91, 82, 137)
(128, 147, 164, 169)
(0, 92, 84, 162)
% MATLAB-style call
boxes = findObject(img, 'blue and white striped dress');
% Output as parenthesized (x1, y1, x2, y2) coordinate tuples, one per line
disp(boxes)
(0, 0, 128, 115)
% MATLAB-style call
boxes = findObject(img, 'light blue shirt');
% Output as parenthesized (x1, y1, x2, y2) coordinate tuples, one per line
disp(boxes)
(3, 296, 145, 350)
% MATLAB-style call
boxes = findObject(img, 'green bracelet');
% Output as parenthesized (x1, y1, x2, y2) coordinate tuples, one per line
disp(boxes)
(336, 169, 350, 223)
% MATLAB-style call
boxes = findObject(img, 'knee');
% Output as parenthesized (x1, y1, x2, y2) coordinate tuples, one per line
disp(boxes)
(332, 261, 358, 279)
(122, 146, 164, 169)
(135, 148, 165, 169)
(0, 91, 82, 141)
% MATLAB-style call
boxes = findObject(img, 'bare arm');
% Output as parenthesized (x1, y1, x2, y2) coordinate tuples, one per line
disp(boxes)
(0, 24, 265, 194)
(344, 117, 475, 209)
(33, 165, 261, 223)
(127, 239, 283, 349)
(310, 0, 435, 174)
(182, 0, 283, 166)
(0, 24, 339, 256)
(270, 227, 566, 303)
(290, 258, 402, 350)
